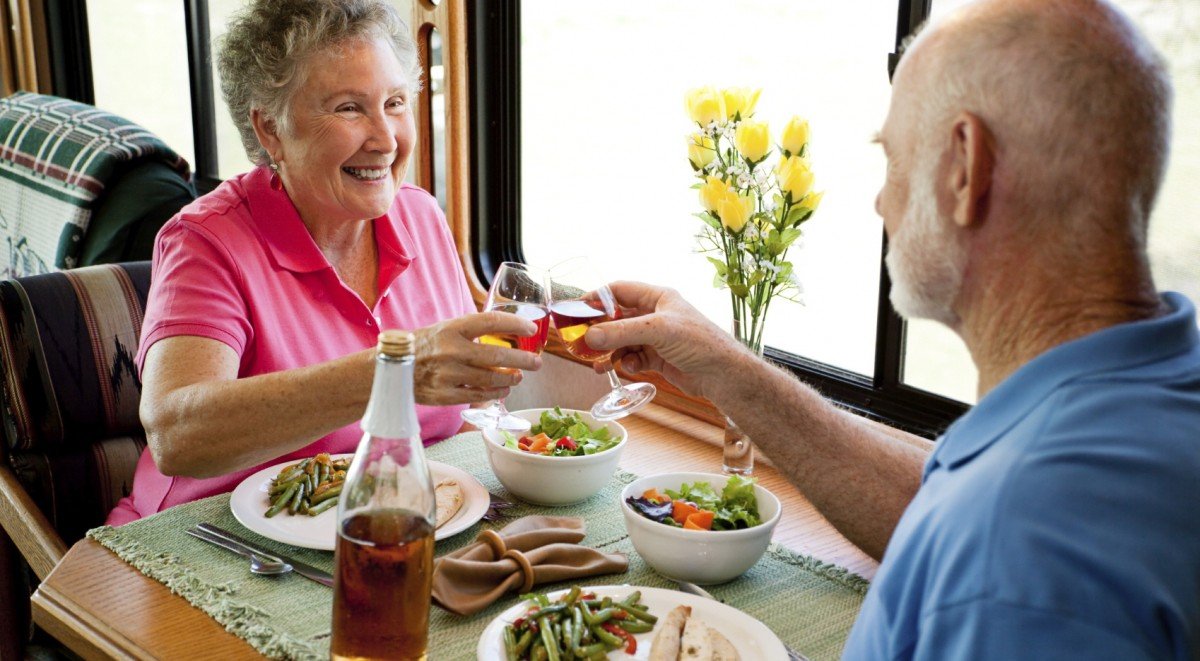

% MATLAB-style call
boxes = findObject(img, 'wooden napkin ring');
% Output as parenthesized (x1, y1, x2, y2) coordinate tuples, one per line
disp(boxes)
(474, 529, 535, 593)
(503, 549, 535, 594)
(476, 529, 506, 559)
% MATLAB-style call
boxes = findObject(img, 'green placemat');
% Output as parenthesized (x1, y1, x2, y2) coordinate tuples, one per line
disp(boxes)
(88, 432, 867, 660)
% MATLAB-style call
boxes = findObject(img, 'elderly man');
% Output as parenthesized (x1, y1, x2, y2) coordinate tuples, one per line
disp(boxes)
(585, 0, 1199, 657)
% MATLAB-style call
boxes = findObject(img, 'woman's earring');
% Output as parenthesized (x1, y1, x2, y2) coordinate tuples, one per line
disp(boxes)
(269, 161, 283, 191)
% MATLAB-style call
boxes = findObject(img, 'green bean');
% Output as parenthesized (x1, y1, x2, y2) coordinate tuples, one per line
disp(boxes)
(573, 643, 607, 660)
(619, 591, 641, 607)
(525, 604, 568, 620)
(585, 608, 616, 625)
(503, 626, 519, 661)
(306, 497, 337, 516)
(563, 586, 581, 607)
(621, 603, 658, 624)
(288, 481, 305, 515)
(571, 607, 584, 649)
(531, 642, 548, 661)
(311, 484, 342, 505)
(514, 629, 534, 657)
(538, 617, 560, 661)
(269, 475, 301, 495)
(265, 482, 299, 518)
(590, 625, 623, 649)
(617, 618, 654, 634)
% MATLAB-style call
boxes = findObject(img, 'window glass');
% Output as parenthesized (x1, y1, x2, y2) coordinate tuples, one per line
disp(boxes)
(903, 0, 1200, 404)
(87, 0, 195, 167)
(209, 0, 254, 179)
(520, 1, 894, 376)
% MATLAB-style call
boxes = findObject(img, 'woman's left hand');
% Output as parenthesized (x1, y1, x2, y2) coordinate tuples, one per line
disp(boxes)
(411, 311, 543, 405)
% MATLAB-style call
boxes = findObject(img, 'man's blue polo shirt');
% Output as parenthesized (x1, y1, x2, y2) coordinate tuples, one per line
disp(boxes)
(842, 292, 1200, 660)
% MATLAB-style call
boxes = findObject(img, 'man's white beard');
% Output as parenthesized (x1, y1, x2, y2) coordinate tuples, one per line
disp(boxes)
(885, 159, 967, 328)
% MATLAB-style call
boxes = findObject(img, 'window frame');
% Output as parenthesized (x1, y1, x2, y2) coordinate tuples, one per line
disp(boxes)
(470, 0, 970, 438)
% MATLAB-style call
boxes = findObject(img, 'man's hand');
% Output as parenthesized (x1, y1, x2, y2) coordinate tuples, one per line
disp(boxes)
(583, 281, 748, 399)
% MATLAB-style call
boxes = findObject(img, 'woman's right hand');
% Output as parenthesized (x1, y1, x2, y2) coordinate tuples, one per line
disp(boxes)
(411, 311, 543, 405)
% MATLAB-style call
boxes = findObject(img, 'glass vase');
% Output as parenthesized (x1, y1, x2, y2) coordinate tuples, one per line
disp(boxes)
(722, 317, 762, 475)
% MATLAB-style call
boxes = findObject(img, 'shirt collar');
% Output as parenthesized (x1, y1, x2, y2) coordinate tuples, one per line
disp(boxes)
(926, 292, 1199, 478)
(243, 165, 415, 283)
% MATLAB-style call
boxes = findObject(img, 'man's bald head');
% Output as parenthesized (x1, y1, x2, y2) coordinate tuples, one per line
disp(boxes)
(901, 0, 1173, 243)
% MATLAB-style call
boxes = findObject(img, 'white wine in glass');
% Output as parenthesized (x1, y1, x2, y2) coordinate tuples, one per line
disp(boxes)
(548, 259, 656, 420)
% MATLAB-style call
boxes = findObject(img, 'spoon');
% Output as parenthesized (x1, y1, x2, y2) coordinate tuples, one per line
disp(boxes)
(186, 528, 293, 576)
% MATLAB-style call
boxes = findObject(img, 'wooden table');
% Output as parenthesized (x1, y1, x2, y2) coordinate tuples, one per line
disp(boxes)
(32, 405, 883, 660)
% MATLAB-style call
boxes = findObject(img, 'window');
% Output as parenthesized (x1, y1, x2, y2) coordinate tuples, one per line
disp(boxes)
(86, 0, 195, 167)
(481, 0, 966, 435)
(519, 1, 892, 378)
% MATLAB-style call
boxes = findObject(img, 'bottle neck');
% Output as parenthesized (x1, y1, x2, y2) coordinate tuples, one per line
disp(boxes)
(361, 354, 421, 440)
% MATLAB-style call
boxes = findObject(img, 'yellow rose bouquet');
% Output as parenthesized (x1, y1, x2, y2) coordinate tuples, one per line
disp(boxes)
(686, 86, 823, 354)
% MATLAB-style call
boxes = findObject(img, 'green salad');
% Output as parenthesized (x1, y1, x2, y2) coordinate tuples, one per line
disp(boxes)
(501, 407, 622, 457)
(626, 475, 762, 530)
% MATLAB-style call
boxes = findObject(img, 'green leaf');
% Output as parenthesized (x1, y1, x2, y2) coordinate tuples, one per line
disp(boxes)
(713, 272, 727, 289)
(729, 284, 750, 299)
(706, 256, 729, 276)
(693, 212, 722, 231)
(780, 228, 802, 246)
(689, 183, 703, 190)
(748, 270, 765, 286)
(785, 206, 807, 226)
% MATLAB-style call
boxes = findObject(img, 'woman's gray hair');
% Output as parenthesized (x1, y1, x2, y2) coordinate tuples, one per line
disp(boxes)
(217, 0, 423, 166)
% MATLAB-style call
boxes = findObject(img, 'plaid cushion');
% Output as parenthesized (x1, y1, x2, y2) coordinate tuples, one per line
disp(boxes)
(0, 93, 190, 277)
(0, 262, 149, 452)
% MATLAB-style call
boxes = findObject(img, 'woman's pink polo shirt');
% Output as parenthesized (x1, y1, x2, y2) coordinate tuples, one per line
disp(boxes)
(107, 166, 476, 525)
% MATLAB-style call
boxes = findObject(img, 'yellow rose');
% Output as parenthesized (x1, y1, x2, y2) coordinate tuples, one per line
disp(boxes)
(722, 87, 762, 121)
(699, 175, 728, 212)
(717, 190, 755, 233)
(734, 120, 770, 164)
(685, 87, 726, 127)
(780, 116, 810, 156)
(777, 155, 815, 200)
(687, 133, 716, 169)
(801, 190, 824, 212)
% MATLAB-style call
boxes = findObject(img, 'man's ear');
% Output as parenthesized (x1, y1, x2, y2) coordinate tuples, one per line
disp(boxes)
(250, 108, 283, 163)
(948, 111, 994, 228)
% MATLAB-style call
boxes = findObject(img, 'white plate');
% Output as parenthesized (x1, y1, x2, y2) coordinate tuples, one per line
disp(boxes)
(476, 585, 788, 660)
(229, 456, 489, 551)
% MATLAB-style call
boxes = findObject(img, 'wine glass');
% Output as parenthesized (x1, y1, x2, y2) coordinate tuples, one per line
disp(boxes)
(548, 259, 656, 420)
(460, 262, 550, 431)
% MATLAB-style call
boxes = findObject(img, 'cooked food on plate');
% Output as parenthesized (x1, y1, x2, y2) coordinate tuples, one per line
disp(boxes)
(502, 586, 657, 659)
(264, 453, 349, 517)
(625, 476, 763, 531)
(434, 478, 463, 528)
(651, 605, 741, 661)
(500, 407, 622, 457)
(265, 454, 463, 529)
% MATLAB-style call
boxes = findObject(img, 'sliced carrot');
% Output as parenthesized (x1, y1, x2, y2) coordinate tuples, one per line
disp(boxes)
(683, 518, 706, 531)
(526, 433, 554, 454)
(642, 488, 669, 503)
(671, 499, 700, 525)
(686, 510, 715, 530)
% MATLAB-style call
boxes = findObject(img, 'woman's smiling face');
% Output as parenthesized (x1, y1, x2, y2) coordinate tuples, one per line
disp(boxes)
(266, 35, 416, 227)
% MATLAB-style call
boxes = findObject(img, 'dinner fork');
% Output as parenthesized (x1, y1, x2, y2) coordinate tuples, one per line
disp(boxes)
(482, 492, 515, 522)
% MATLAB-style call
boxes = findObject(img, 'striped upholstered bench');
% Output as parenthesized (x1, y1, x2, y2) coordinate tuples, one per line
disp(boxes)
(0, 262, 149, 651)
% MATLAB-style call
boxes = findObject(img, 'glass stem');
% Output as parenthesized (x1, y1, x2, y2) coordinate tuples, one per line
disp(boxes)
(605, 367, 624, 391)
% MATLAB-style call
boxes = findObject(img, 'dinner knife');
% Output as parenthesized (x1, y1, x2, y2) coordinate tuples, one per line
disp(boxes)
(197, 523, 334, 588)
(674, 580, 810, 661)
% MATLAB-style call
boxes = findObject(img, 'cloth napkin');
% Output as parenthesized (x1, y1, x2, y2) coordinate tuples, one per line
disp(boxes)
(432, 515, 628, 616)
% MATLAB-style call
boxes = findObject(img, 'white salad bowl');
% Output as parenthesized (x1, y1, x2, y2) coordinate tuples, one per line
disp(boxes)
(480, 408, 627, 506)
(621, 472, 781, 585)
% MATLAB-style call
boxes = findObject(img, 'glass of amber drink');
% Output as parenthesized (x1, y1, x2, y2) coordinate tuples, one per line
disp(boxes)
(460, 262, 550, 431)
(548, 259, 656, 420)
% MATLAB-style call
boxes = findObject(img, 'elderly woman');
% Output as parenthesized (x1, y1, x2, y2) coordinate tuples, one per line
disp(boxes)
(107, 0, 536, 524)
